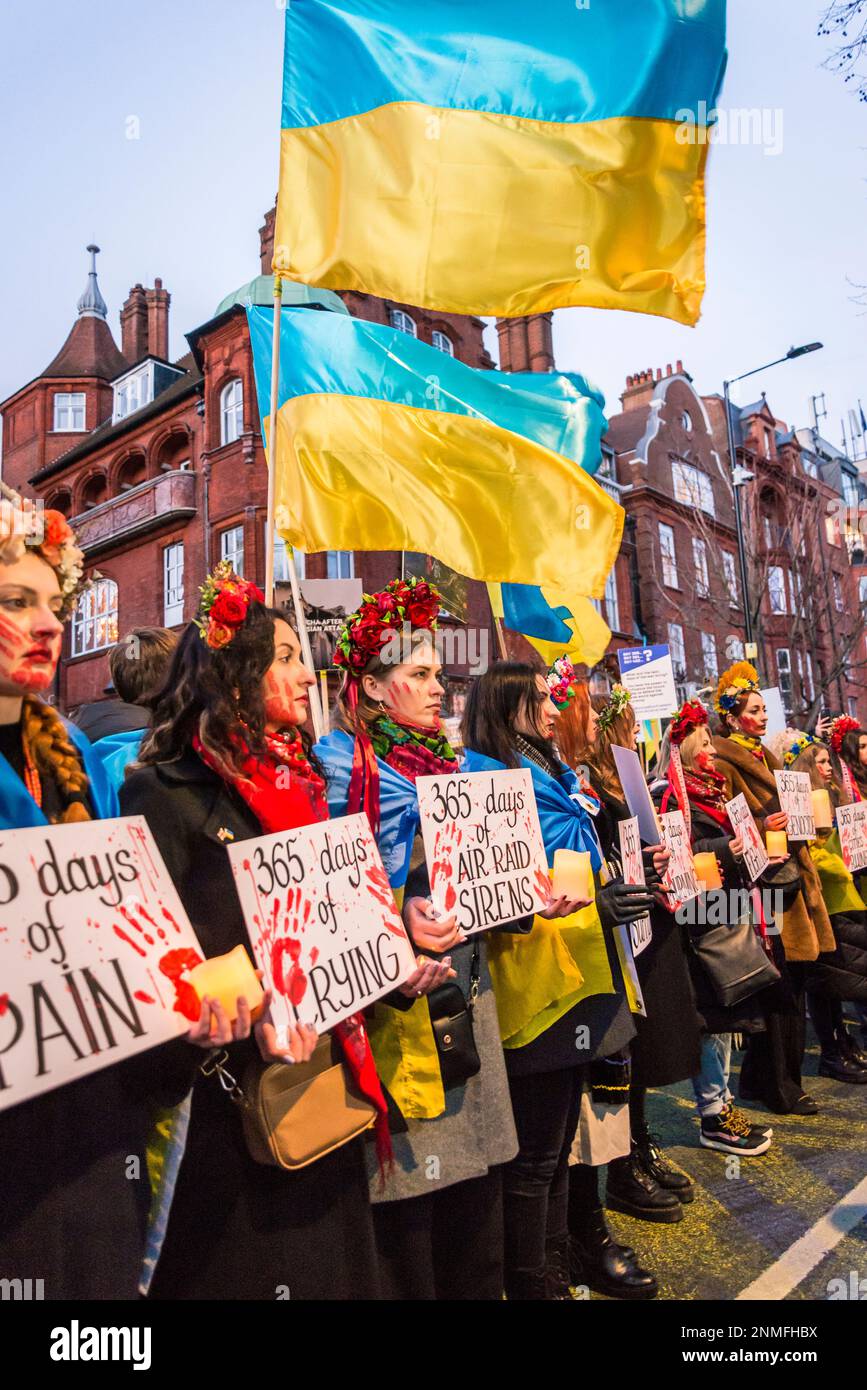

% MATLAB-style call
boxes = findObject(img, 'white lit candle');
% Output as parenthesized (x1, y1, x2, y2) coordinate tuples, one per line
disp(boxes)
(187, 945, 265, 1023)
(811, 788, 832, 831)
(552, 849, 592, 902)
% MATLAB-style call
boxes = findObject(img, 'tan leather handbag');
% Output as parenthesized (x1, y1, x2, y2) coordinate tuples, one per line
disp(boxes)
(202, 1036, 376, 1171)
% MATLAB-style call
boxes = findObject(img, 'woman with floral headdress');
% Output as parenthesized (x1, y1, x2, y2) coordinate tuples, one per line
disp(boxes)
(655, 700, 777, 1157)
(0, 490, 186, 1298)
(120, 563, 391, 1299)
(766, 729, 867, 1083)
(316, 584, 581, 1300)
(712, 663, 835, 1115)
(828, 715, 867, 803)
(579, 685, 703, 1220)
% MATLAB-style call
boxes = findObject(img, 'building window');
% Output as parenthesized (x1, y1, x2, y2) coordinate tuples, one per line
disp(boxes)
(766, 429, 774, 458)
(672, 459, 714, 516)
(776, 648, 792, 712)
(71, 578, 118, 657)
(658, 523, 679, 588)
(701, 631, 718, 682)
(668, 623, 686, 674)
(113, 366, 153, 423)
(825, 514, 840, 547)
(859, 575, 867, 610)
(797, 649, 815, 705)
(681, 411, 693, 432)
(723, 551, 738, 607)
(53, 392, 86, 432)
(268, 528, 305, 583)
(832, 573, 844, 612)
(220, 380, 244, 446)
(431, 330, 453, 356)
(692, 537, 709, 598)
(389, 310, 416, 337)
(163, 542, 184, 626)
(220, 524, 244, 575)
(849, 697, 860, 719)
(326, 550, 355, 580)
(768, 566, 788, 615)
(604, 565, 620, 633)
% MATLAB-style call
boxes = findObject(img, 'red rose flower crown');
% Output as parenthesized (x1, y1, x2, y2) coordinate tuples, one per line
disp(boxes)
(195, 560, 265, 650)
(670, 699, 709, 746)
(334, 577, 442, 676)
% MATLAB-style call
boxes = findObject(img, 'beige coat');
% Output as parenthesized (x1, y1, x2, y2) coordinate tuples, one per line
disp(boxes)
(713, 736, 834, 961)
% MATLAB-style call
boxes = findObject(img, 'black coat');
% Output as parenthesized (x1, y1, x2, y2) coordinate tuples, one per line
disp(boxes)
(120, 750, 380, 1301)
(73, 699, 148, 743)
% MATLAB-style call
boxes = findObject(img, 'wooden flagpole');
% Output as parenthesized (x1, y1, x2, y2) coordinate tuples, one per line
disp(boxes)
(265, 274, 323, 740)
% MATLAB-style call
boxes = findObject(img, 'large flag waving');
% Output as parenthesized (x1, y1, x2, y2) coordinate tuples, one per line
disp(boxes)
(273, 0, 727, 324)
(247, 305, 622, 600)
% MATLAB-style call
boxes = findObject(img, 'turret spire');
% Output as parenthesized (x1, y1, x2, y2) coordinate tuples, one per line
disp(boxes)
(76, 244, 108, 320)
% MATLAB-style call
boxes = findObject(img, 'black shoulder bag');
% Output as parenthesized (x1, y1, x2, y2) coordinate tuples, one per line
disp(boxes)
(426, 941, 482, 1090)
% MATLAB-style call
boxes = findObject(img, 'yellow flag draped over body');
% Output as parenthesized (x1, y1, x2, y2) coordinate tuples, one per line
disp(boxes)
(247, 306, 623, 599)
(273, 1, 727, 324)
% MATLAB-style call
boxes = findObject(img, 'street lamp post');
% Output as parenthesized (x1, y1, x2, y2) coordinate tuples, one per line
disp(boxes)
(722, 343, 823, 657)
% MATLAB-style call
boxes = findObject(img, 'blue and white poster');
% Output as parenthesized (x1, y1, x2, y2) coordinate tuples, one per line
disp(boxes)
(618, 645, 678, 722)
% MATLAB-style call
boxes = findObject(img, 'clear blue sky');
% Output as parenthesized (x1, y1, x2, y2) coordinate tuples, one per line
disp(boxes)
(0, 0, 864, 449)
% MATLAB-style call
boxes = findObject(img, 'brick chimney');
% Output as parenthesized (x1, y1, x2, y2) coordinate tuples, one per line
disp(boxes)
(146, 278, 170, 361)
(120, 284, 148, 364)
(620, 368, 658, 412)
(496, 313, 555, 372)
(260, 204, 276, 275)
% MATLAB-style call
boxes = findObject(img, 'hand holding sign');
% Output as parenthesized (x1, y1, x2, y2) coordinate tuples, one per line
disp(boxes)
(658, 811, 702, 911)
(724, 794, 770, 883)
(618, 817, 652, 956)
(773, 771, 815, 841)
(416, 770, 550, 935)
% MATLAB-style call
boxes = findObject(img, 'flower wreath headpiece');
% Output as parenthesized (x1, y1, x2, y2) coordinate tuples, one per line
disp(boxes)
(0, 480, 85, 619)
(597, 683, 632, 732)
(714, 660, 760, 716)
(334, 577, 441, 677)
(782, 731, 819, 768)
(670, 699, 709, 746)
(829, 714, 861, 755)
(194, 560, 265, 650)
(546, 655, 579, 711)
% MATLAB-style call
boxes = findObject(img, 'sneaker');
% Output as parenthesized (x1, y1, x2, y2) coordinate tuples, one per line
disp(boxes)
(700, 1103, 771, 1156)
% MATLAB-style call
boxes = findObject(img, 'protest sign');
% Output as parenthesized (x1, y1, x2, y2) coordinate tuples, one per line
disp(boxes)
(774, 770, 815, 840)
(618, 645, 678, 721)
(0, 817, 204, 1113)
(836, 802, 867, 873)
(725, 793, 770, 883)
(760, 687, 787, 744)
(618, 816, 652, 956)
(612, 745, 662, 845)
(659, 810, 702, 912)
(229, 812, 416, 1034)
(416, 769, 550, 934)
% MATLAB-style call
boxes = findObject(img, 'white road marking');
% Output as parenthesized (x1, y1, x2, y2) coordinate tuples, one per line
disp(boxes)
(736, 1175, 867, 1300)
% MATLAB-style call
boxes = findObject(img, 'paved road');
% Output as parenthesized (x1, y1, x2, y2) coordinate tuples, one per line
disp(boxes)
(603, 1026, 867, 1301)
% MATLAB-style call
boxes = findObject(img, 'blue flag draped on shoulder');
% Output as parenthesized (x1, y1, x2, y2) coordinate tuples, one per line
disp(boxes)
(246, 305, 622, 603)
(273, 0, 727, 325)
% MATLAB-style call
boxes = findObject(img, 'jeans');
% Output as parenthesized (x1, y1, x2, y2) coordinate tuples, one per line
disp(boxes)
(503, 1067, 584, 1281)
(691, 1033, 732, 1118)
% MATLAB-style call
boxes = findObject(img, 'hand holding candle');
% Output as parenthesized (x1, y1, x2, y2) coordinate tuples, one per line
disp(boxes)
(187, 945, 266, 1025)
(693, 852, 723, 890)
(811, 788, 832, 831)
(766, 829, 788, 858)
(551, 849, 592, 904)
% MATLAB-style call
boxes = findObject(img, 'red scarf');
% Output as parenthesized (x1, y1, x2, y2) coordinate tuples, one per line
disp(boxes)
(683, 766, 732, 831)
(194, 725, 393, 1173)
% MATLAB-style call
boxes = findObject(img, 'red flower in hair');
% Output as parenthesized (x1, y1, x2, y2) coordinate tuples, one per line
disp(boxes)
(670, 699, 709, 746)
(211, 591, 248, 626)
(829, 715, 861, 755)
(42, 510, 72, 548)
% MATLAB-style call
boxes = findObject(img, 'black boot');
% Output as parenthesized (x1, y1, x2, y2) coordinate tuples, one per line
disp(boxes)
(839, 1030, 867, 1069)
(606, 1146, 684, 1223)
(634, 1128, 695, 1204)
(569, 1211, 658, 1301)
(545, 1236, 577, 1301)
(818, 1048, 867, 1084)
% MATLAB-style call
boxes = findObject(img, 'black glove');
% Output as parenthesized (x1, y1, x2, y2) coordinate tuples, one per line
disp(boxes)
(597, 880, 657, 930)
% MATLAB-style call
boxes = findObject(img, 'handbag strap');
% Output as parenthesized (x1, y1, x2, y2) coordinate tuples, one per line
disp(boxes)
(200, 1047, 246, 1102)
(468, 940, 481, 1010)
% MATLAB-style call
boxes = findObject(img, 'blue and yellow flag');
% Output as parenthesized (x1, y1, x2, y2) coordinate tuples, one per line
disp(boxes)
(247, 305, 622, 599)
(489, 581, 612, 669)
(273, 1, 727, 324)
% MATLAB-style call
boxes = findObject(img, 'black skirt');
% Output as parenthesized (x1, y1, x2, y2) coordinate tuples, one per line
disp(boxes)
(630, 907, 703, 1088)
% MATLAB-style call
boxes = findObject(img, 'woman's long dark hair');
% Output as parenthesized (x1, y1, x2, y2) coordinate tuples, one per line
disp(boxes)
(839, 728, 867, 794)
(138, 604, 320, 777)
(461, 662, 556, 769)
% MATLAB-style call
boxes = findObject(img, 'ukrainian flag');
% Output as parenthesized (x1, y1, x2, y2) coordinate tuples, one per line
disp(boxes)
(246, 304, 622, 599)
(274, 1, 727, 324)
(489, 580, 612, 668)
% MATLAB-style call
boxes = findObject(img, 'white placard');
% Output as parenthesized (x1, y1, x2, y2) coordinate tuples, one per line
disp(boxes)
(0, 817, 204, 1113)
(836, 803, 867, 873)
(612, 745, 662, 845)
(774, 770, 815, 841)
(659, 810, 702, 911)
(228, 813, 416, 1033)
(618, 816, 652, 956)
(618, 645, 678, 721)
(760, 687, 787, 744)
(416, 769, 550, 934)
(725, 793, 770, 883)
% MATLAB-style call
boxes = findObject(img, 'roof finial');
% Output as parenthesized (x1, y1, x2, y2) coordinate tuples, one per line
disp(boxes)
(77, 243, 108, 320)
